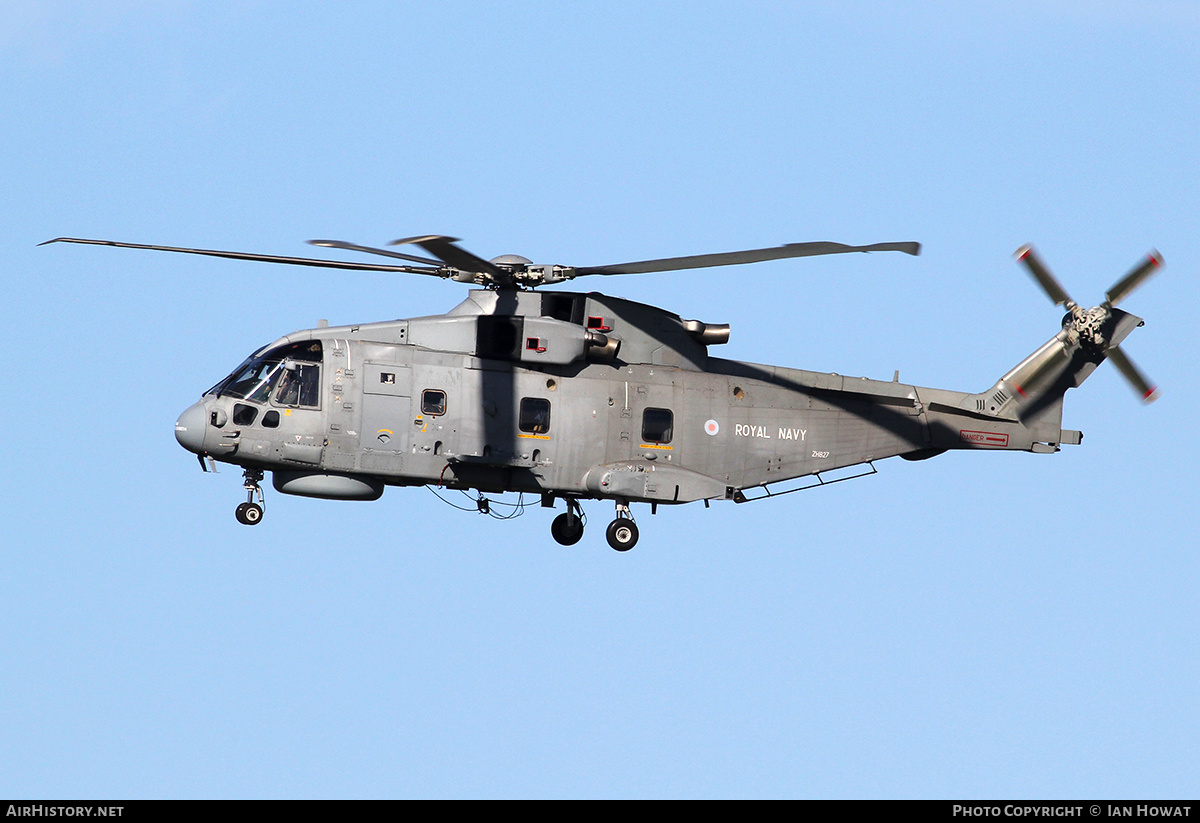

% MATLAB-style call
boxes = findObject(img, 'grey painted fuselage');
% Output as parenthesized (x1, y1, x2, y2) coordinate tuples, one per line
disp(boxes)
(176, 287, 1127, 509)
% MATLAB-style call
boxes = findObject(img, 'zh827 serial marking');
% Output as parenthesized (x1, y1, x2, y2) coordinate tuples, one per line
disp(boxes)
(42, 234, 1162, 550)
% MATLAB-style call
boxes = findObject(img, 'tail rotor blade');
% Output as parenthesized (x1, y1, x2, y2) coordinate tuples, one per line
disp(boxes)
(1015, 244, 1074, 307)
(1106, 250, 1163, 307)
(1106, 344, 1159, 403)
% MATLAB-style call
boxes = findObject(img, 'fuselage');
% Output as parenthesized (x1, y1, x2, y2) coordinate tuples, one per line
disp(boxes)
(174, 288, 1070, 506)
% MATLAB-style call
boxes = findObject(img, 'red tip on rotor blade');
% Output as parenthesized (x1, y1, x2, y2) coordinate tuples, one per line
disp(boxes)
(1144, 386, 1160, 402)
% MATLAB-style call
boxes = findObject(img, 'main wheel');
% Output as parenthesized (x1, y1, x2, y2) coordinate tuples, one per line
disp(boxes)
(551, 512, 584, 546)
(235, 502, 249, 524)
(605, 518, 639, 551)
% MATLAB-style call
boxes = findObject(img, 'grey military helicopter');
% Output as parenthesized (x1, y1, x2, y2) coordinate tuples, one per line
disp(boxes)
(43, 234, 1161, 550)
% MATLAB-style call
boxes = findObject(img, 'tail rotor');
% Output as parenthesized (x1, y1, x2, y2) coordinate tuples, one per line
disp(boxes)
(1014, 244, 1161, 403)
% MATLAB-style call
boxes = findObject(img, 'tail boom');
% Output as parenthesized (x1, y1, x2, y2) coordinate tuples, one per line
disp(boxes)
(915, 307, 1145, 456)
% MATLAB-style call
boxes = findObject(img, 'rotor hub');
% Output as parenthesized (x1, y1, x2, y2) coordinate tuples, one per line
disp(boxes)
(1065, 305, 1110, 350)
(489, 254, 532, 271)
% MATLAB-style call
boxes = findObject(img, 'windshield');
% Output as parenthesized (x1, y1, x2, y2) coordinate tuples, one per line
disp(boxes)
(206, 340, 322, 401)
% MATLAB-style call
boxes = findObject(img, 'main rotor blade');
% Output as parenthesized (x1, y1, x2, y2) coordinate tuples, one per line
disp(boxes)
(309, 239, 442, 266)
(1105, 344, 1160, 403)
(574, 240, 921, 277)
(1015, 244, 1074, 307)
(40, 237, 443, 275)
(1106, 250, 1163, 307)
(391, 235, 509, 281)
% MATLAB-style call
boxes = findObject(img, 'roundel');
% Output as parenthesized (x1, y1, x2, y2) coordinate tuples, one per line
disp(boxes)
(704, 419, 720, 436)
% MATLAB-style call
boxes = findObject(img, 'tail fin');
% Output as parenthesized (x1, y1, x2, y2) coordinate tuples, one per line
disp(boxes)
(993, 307, 1144, 406)
(925, 245, 1160, 455)
(967, 308, 1146, 448)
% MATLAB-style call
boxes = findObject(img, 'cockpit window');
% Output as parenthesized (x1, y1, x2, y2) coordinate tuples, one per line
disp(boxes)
(274, 362, 321, 408)
(212, 358, 284, 402)
(206, 341, 322, 401)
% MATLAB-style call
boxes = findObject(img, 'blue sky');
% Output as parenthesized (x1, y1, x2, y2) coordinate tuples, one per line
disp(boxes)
(4, 0, 1198, 798)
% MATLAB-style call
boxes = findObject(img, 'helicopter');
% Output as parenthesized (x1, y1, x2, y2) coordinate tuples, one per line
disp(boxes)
(42, 234, 1161, 550)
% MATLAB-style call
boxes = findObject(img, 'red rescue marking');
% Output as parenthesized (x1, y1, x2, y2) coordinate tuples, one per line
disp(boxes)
(960, 430, 1009, 447)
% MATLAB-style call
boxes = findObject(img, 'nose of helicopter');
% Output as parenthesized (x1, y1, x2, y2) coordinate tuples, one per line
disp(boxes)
(174, 401, 208, 454)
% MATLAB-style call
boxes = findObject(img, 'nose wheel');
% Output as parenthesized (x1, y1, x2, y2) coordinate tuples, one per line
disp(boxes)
(235, 501, 264, 525)
(605, 518, 638, 551)
(235, 468, 265, 526)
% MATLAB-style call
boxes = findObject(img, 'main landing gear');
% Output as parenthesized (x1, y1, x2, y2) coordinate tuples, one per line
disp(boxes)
(551, 499, 585, 546)
(235, 468, 265, 525)
(549, 498, 640, 551)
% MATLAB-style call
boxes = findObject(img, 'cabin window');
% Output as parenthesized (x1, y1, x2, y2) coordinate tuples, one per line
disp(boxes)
(262, 410, 280, 428)
(232, 404, 258, 426)
(519, 397, 551, 434)
(642, 407, 674, 444)
(422, 389, 447, 416)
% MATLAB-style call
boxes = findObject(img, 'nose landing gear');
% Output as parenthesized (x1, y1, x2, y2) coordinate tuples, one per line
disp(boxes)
(235, 468, 265, 525)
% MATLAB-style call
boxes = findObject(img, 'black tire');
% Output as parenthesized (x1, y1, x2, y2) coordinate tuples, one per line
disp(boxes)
(235, 502, 249, 525)
(551, 512, 584, 546)
(606, 518, 638, 551)
(242, 502, 264, 526)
